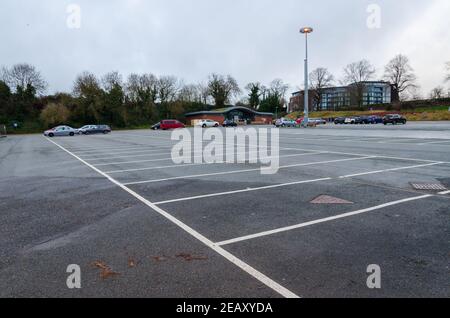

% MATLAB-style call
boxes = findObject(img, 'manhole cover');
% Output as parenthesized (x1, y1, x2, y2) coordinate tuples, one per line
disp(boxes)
(410, 183, 447, 191)
(310, 195, 354, 204)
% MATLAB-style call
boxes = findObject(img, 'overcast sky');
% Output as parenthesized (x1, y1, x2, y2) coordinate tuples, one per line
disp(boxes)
(1, 0, 449, 98)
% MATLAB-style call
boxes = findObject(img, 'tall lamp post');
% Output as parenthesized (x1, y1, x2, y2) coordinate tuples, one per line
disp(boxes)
(300, 27, 313, 127)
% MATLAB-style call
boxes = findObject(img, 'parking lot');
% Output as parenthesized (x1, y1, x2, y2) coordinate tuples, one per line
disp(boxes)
(1, 122, 449, 298)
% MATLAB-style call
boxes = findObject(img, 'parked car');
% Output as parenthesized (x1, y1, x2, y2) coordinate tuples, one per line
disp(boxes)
(383, 114, 407, 125)
(334, 117, 346, 125)
(79, 125, 111, 135)
(361, 115, 383, 124)
(345, 116, 363, 124)
(195, 119, 220, 128)
(151, 122, 161, 130)
(309, 118, 327, 125)
(295, 117, 304, 125)
(223, 119, 237, 127)
(159, 120, 185, 130)
(44, 126, 78, 137)
(275, 118, 297, 128)
(292, 118, 319, 127)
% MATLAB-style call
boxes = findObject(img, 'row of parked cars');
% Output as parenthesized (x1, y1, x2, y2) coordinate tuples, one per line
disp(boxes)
(274, 117, 326, 128)
(274, 114, 407, 128)
(334, 114, 407, 125)
(43, 125, 112, 137)
(151, 119, 239, 130)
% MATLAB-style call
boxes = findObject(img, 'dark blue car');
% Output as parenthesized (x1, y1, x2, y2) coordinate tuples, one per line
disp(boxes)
(361, 115, 383, 124)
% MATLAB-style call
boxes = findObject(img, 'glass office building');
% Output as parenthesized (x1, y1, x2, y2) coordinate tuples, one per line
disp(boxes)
(290, 81, 394, 111)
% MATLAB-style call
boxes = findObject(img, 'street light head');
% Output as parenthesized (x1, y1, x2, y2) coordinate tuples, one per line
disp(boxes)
(300, 27, 313, 34)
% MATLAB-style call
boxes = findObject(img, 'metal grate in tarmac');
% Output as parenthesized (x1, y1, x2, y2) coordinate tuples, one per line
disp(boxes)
(410, 183, 447, 191)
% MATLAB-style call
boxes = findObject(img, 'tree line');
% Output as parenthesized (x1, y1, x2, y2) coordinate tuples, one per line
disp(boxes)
(1, 56, 449, 129)
(0, 65, 290, 129)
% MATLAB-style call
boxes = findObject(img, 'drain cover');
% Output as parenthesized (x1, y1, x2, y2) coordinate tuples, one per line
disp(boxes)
(410, 183, 447, 191)
(310, 195, 354, 204)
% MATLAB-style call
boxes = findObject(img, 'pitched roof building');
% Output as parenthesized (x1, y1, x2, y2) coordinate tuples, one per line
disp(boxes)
(184, 106, 274, 125)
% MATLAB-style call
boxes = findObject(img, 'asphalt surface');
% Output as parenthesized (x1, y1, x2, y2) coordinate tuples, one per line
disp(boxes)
(0, 121, 449, 298)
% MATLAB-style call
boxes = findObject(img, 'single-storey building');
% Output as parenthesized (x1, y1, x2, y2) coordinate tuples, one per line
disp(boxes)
(184, 106, 274, 126)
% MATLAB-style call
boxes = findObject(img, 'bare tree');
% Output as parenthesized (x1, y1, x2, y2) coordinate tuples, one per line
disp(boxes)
(157, 75, 179, 118)
(269, 79, 289, 110)
(178, 84, 200, 103)
(158, 76, 179, 104)
(429, 86, 445, 99)
(269, 79, 289, 98)
(309, 67, 334, 110)
(343, 59, 376, 84)
(1, 63, 47, 95)
(197, 83, 211, 105)
(343, 59, 376, 108)
(101, 71, 123, 92)
(384, 54, 417, 101)
(207, 74, 241, 107)
(126, 73, 158, 103)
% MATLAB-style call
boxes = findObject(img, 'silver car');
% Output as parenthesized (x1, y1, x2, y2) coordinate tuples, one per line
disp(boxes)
(44, 126, 79, 137)
(309, 118, 327, 125)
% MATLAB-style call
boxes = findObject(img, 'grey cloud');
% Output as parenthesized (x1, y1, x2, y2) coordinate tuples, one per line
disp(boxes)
(0, 0, 447, 96)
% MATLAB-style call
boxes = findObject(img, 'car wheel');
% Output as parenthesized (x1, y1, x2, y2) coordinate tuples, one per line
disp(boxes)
(49, 133, 54, 137)
(214, 124, 219, 127)
(202, 124, 207, 128)
(69, 132, 75, 136)
(103, 131, 109, 134)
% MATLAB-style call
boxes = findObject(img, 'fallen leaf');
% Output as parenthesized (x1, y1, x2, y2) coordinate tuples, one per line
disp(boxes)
(92, 261, 121, 280)
(151, 256, 170, 262)
(176, 253, 208, 262)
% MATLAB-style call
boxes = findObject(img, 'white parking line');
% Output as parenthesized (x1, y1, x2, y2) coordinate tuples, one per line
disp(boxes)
(45, 137, 300, 299)
(94, 149, 320, 167)
(77, 141, 292, 158)
(338, 162, 444, 179)
(67, 142, 169, 151)
(85, 147, 309, 161)
(215, 195, 433, 246)
(376, 138, 422, 144)
(280, 134, 427, 145)
(83, 150, 173, 161)
(154, 177, 332, 205)
(93, 156, 191, 167)
(278, 145, 445, 164)
(74, 146, 175, 155)
(438, 190, 450, 195)
(417, 140, 450, 146)
(114, 133, 175, 141)
(154, 161, 445, 205)
(124, 156, 375, 186)
(106, 152, 328, 174)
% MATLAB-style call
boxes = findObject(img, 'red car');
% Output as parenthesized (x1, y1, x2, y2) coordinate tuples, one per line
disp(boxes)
(159, 120, 185, 130)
